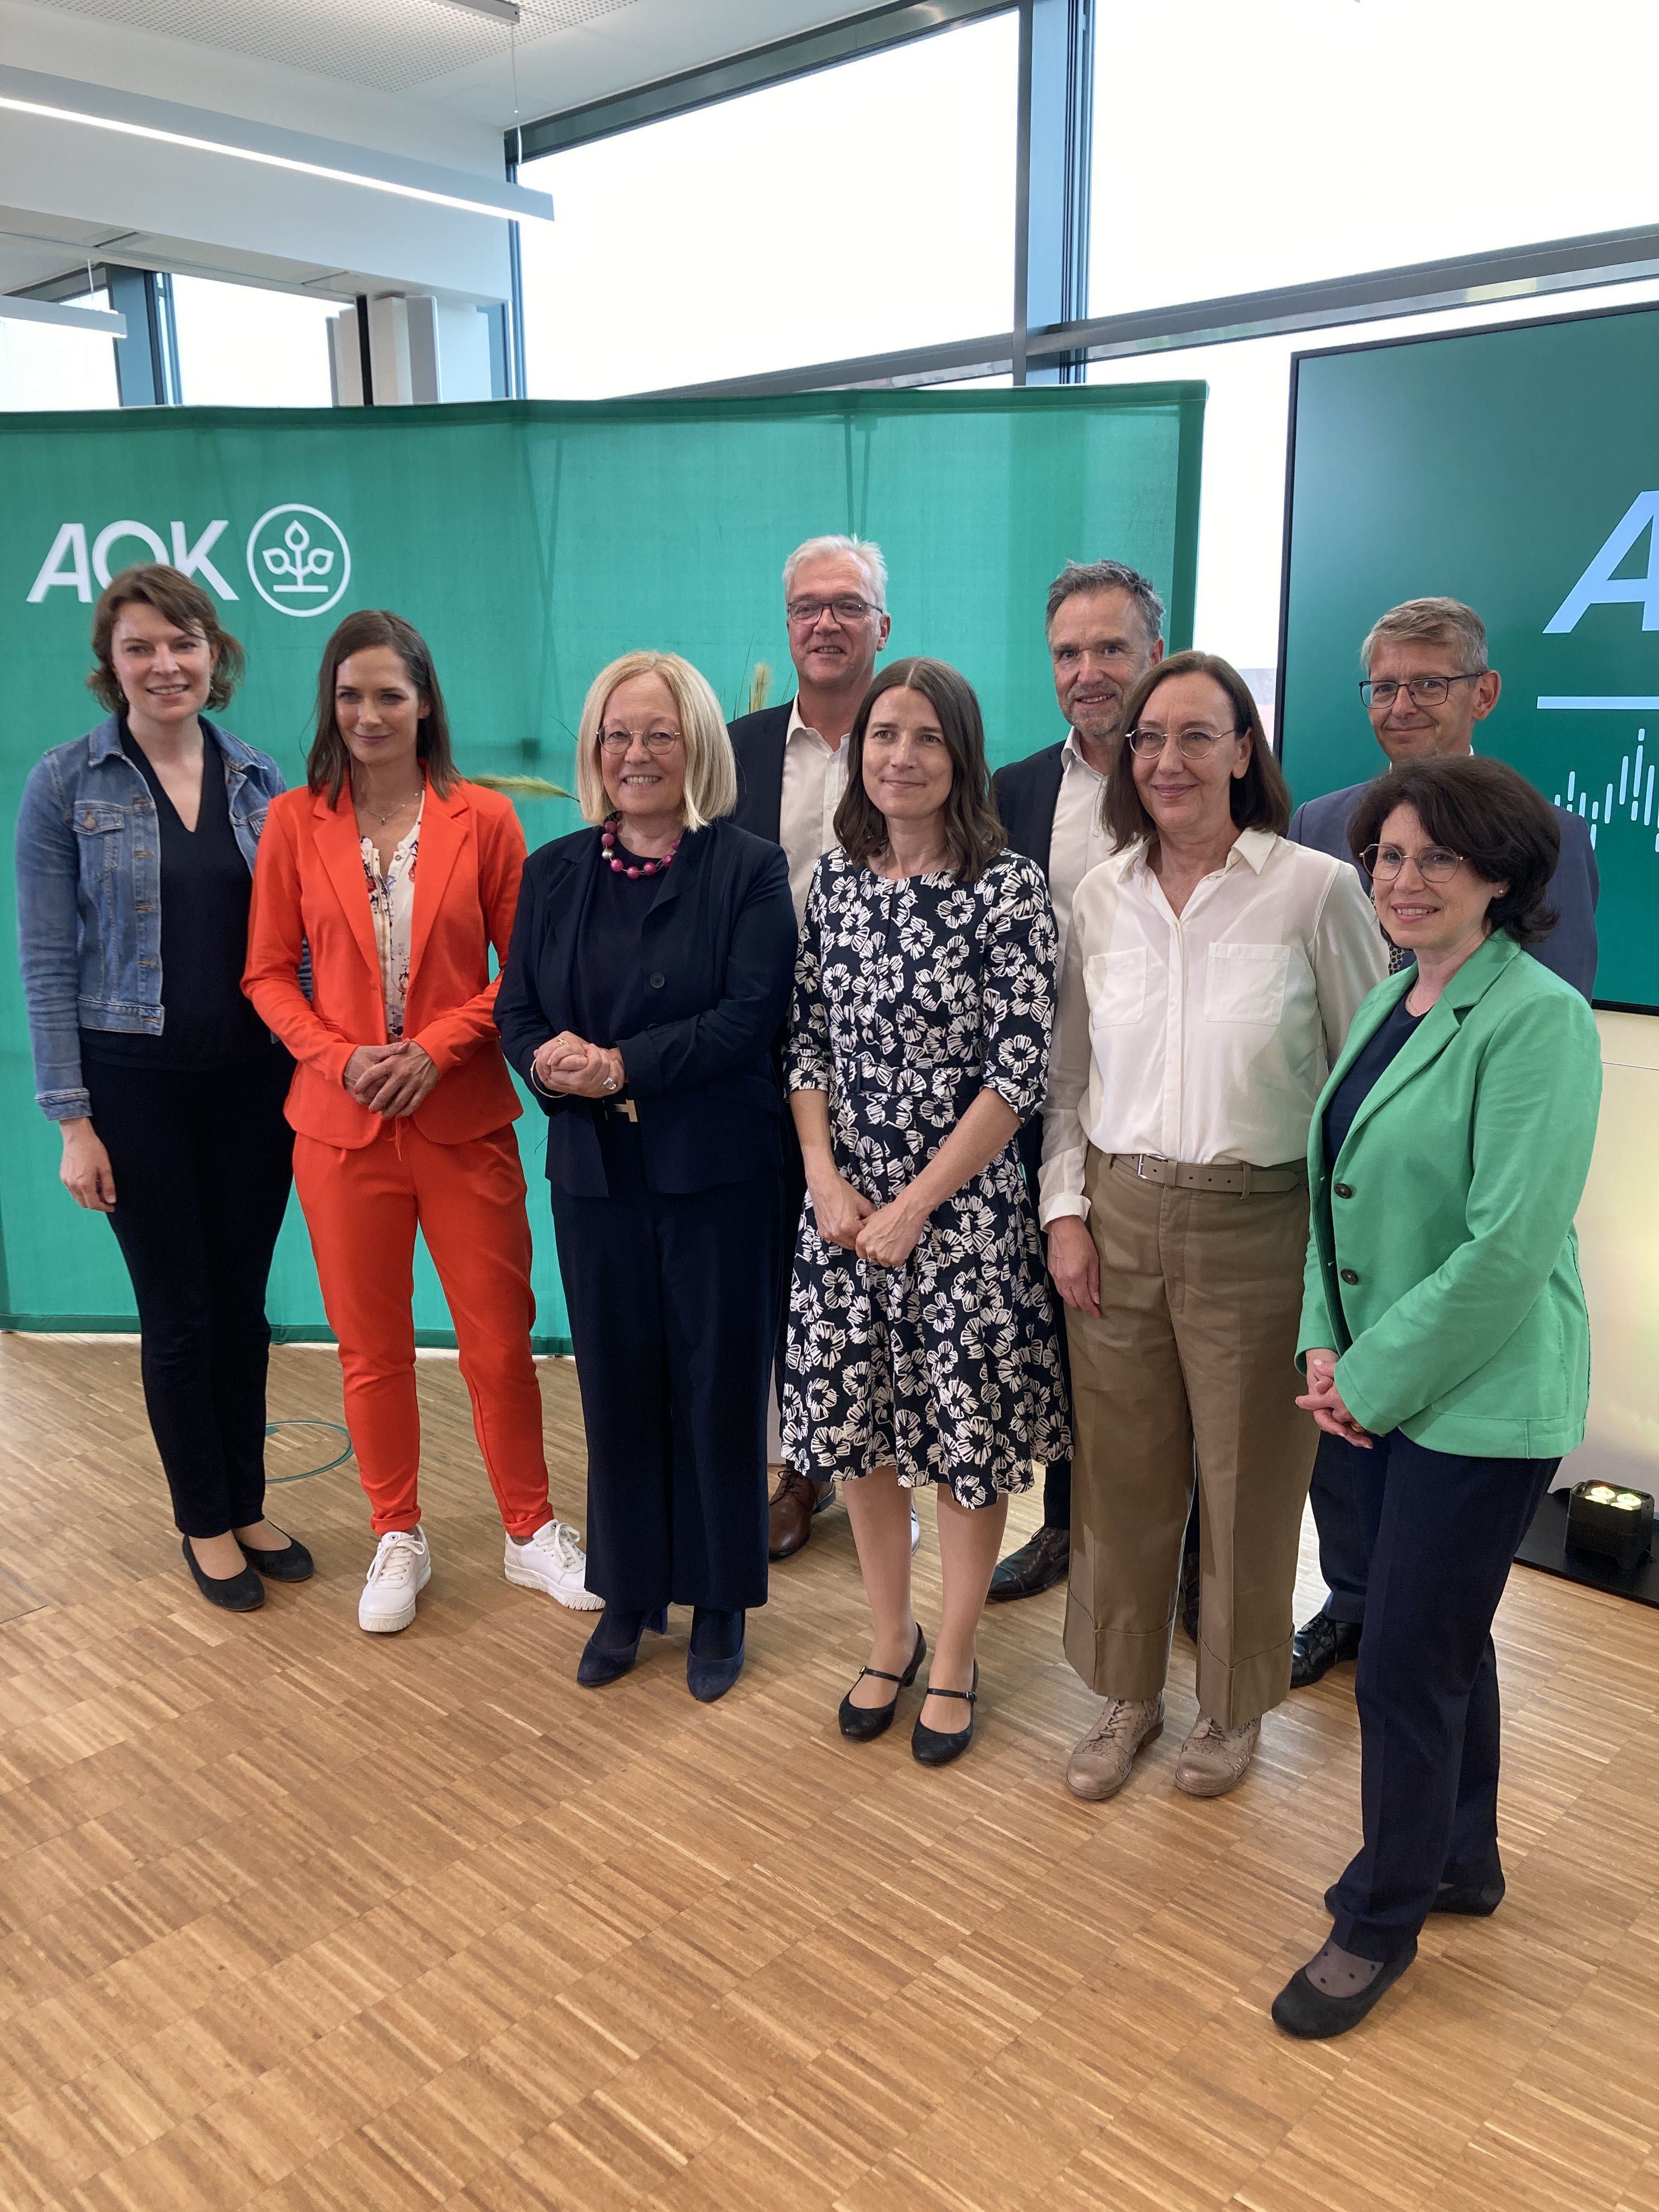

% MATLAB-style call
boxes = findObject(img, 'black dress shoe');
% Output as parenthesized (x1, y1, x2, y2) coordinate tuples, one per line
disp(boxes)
(687, 1607, 745, 1703)
(912, 1663, 978, 1767)
(1289, 1611, 1361, 1689)
(577, 1605, 667, 1688)
(839, 1624, 926, 1742)
(987, 1525, 1068, 1601)
(1325, 1864, 1505, 1919)
(182, 1537, 264, 1613)
(237, 1530, 314, 1582)
(1271, 1938, 1415, 2039)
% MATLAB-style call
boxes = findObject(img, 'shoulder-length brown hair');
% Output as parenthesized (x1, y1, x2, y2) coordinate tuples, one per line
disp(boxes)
(306, 610, 458, 804)
(89, 563, 245, 714)
(833, 657, 1006, 884)
(1103, 649, 1290, 848)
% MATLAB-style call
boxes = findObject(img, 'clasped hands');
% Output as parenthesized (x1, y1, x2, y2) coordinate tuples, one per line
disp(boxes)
(807, 1166, 926, 1269)
(1296, 1349, 1372, 1447)
(342, 1040, 441, 1118)
(532, 1031, 625, 1100)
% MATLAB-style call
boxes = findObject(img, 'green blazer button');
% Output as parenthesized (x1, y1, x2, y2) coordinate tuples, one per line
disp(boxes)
(1340, 1267, 1359, 1284)
(1334, 1182, 1353, 1198)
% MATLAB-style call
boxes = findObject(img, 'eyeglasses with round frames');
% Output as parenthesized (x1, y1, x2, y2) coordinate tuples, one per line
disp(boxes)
(1362, 843, 1465, 885)
(785, 596, 878, 627)
(1359, 673, 1482, 709)
(599, 729, 682, 754)
(1125, 725, 1243, 759)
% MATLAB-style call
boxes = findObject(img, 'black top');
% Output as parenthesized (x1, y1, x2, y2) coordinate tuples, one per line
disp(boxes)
(572, 841, 659, 1048)
(82, 723, 277, 1071)
(1323, 992, 1425, 1165)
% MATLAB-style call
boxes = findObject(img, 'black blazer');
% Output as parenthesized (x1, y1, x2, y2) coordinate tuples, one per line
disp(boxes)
(727, 702, 794, 845)
(495, 817, 797, 1199)
(991, 742, 1066, 878)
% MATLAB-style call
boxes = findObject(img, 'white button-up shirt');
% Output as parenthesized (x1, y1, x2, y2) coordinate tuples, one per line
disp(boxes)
(778, 698, 850, 921)
(1039, 827, 1387, 1222)
(1044, 729, 1112, 969)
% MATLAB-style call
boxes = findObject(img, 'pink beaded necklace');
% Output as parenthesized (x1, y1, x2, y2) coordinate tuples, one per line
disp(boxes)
(601, 811, 681, 879)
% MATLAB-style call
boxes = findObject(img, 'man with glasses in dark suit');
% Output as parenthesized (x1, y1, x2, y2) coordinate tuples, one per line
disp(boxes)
(729, 535, 893, 1561)
(1284, 594, 1599, 1688)
(987, 558, 1165, 1600)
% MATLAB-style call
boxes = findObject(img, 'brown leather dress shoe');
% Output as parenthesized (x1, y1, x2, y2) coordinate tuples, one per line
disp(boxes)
(987, 1523, 1069, 1601)
(769, 1469, 835, 1560)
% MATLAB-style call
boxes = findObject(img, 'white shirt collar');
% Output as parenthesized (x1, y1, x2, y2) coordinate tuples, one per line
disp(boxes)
(1060, 727, 1107, 777)
(1122, 825, 1277, 882)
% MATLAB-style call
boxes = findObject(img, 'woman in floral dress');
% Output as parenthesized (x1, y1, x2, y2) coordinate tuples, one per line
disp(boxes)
(784, 656, 1069, 1766)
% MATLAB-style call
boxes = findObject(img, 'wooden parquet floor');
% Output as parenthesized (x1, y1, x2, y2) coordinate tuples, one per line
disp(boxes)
(1, 1335, 1657, 2212)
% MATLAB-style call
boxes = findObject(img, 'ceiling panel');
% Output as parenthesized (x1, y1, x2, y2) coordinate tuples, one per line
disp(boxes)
(16, 0, 642, 94)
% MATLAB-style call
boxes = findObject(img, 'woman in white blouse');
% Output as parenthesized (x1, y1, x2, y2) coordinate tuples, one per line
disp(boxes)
(1041, 651, 1385, 1803)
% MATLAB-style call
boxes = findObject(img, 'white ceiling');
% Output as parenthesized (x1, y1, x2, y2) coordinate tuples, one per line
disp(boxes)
(8, 0, 899, 119)
(27, 0, 645, 98)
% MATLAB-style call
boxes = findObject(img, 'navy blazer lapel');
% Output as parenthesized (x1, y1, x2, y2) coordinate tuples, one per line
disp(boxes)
(543, 830, 603, 1030)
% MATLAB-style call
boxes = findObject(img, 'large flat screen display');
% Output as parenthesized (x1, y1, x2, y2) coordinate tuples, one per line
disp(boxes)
(1278, 302, 1659, 1012)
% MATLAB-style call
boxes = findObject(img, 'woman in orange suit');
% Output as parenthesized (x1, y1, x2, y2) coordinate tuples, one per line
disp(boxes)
(244, 609, 600, 1633)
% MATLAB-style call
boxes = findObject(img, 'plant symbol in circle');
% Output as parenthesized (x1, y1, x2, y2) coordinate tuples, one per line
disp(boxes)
(245, 504, 352, 617)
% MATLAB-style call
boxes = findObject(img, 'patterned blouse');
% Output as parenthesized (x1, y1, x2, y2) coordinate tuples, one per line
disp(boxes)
(360, 799, 421, 1039)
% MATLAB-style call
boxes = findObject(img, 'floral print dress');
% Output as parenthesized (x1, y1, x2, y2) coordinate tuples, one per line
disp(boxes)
(783, 847, 1071, 1506)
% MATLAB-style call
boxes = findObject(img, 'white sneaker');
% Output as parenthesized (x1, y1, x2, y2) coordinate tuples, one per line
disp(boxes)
(910, 1505, 921, 1553)
(505, 1519, 603, 1611)
(359, 1527, 431, 1633)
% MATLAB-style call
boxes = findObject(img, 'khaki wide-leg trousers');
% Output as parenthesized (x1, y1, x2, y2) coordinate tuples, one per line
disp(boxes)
(1064, 1146, 1318, 1729)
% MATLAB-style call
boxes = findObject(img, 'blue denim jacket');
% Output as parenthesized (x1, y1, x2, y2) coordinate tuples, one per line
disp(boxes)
(15, 714, 287, 1120)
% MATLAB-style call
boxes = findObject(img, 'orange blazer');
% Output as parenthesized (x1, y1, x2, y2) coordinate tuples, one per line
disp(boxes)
(244, 778, 525, 1148)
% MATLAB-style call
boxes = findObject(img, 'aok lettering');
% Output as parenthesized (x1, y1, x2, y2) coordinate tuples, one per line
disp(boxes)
(27, 520, 237, 603)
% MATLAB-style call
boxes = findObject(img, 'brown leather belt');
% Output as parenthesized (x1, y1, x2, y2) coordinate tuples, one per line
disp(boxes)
(1108, 1153, 1305, 1198)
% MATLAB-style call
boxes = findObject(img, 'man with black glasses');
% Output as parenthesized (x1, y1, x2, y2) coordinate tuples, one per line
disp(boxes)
(730, 534, 893, 1561)
(1285, 594, 1599, 1688)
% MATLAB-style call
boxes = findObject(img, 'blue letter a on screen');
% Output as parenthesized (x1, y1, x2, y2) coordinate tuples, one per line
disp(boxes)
(1545, 489, 1659, 633)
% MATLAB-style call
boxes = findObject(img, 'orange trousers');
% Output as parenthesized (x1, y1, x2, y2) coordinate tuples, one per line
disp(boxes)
(293, 1120, 552, 1539)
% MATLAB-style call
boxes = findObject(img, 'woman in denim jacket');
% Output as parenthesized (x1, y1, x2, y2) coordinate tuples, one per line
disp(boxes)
(15, 563, 311, 1612)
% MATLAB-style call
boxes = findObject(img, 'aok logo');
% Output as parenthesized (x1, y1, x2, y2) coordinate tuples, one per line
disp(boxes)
(1546, 490, 1659, 633)
(26, 506, 352, 618)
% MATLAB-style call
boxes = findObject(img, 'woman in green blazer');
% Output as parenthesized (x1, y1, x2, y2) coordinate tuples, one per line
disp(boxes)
(1271, 754, 1602, 2041)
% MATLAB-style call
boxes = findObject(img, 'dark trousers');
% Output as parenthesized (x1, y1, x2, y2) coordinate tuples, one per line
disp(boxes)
(774, 1113, 806, 1423)
(550, 1114, 781, 1613)
(1308, 1431, 1371, 1625)
(86, 1051, 295, 1539)
(1331, 1429, 1558, 1962)
(1018, 1116, 1073, 1529)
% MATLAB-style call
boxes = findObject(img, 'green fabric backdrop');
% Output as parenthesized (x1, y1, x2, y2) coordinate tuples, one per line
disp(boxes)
(1, 384, 1204, 1348)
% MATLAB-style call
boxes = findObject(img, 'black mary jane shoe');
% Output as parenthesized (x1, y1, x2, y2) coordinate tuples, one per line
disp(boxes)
(577, 1605, 667, 1689)
(687, 1607, 746, 1704)
(1271, 1937, 1416, 2040)
(838, 1624, 927, 1742)
(911, 1662, 978, 1768)
(182, 1536, 264, 1613)
(237, 1530, 315, 1583)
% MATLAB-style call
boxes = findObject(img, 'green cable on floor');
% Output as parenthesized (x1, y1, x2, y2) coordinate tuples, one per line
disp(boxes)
(264, 1420, 356, 1483)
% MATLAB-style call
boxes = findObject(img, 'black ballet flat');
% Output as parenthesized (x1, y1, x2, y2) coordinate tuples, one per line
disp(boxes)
(838, 1624, 926, 1742)
(1271, 1938, 1416, 2040)
(687, 1607, 746, 1703)
(182, 1536, 264, 1613)
(237, 1530, 314, 1583)
(577, 1605, 667, 1689)
(911, 1662, 978, 1767)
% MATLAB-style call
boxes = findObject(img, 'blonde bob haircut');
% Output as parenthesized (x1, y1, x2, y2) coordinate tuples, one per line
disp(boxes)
(573, 650, 738, 832)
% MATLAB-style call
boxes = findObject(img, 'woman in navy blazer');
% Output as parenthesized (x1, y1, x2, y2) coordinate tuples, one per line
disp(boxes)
(496, 650, 797, 1702)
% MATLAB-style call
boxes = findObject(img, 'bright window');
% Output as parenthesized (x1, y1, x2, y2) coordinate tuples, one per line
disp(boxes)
(0, 298, 119, 412)
(1090, 0, 1659, 318)
(518, 13, 1019, 398)
(172, 276, 340, 407)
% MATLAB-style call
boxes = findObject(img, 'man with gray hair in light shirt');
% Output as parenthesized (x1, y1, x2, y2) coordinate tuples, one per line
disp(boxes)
(729, 533, 893, 1561)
